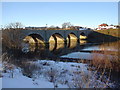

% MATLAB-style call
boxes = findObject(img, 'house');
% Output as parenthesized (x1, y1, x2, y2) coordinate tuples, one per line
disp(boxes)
(98, 23, 108, 30)
(97, 23, 117, 30)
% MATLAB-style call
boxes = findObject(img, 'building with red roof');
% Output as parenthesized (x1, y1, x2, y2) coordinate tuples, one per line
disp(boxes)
(97, 23, 117, 30)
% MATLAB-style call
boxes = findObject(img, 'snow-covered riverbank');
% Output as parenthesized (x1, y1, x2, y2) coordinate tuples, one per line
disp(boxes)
(2, 59, 114, 88)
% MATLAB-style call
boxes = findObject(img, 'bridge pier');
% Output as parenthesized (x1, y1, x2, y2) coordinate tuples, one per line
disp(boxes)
(52, 35, 57, 44)
(44, 39, 49, 49)
(31, 36, 39, 48)
(67, 35, 71, 48)
(64, 39, 67, 46)
(77, 38, 80, 43)
(45, 42, 49, 49)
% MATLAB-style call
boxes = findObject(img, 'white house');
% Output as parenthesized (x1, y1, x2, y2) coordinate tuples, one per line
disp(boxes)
(97, 24, 117, 30)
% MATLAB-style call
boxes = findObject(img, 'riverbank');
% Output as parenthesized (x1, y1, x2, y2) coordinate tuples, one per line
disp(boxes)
(94, 29, 119, 38)
(87, 29, 120, 43)
(2, 40, 120, 88)
(2, 59, 114, 88)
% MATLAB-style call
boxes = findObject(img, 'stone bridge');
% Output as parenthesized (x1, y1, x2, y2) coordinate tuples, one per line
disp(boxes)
(20, 29, 93, 44)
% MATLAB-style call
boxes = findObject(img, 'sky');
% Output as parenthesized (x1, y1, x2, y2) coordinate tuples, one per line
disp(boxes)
(2, 2, 118, 28)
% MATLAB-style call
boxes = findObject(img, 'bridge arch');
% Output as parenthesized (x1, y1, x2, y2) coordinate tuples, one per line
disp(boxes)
(79, 32, 87, 40)
(79, 32, 88, 45)
(23, 33, 45, 48)
(49, 33, 64, 43)
(66, 32, 78, 38)
(67, 32, 78, 48)
(49, 33, 65, 51)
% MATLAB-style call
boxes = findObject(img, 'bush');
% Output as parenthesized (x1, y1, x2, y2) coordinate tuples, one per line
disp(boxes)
(2, 22, 24, 50)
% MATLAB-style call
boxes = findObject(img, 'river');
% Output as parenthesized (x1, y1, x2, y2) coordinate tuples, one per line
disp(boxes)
(1, 40, 120, 88)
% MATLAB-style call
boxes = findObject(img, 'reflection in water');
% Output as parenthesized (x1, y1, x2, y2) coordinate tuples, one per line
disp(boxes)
(22, 35, 45, 53)
(66, 33, 78, 49)
(23, 34, 88, 52)
(49, 35, 64, 51)
(49, 43, 65, 51)
(67, 39, 77, 49)
(80, 40, 87, 45)
(23, 38, 86, 52)
(98, 41, 119, 51)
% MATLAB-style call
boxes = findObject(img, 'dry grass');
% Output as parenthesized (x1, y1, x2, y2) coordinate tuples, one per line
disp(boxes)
(95, 29, 119, 38)
(91, 42, 120, 72)
(71, 40, 120, 88)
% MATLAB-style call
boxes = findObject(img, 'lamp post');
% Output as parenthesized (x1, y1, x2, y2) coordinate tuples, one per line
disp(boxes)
(46, 24, 47, 30)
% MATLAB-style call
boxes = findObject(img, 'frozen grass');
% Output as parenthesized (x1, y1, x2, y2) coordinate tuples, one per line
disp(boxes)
(2, 58, 114, 88)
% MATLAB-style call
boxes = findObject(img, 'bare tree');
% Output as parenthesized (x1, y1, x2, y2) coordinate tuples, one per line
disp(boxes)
(2, 22, 24, 49)
(62, 22, 72, 29)
(5, 22, 24, 29)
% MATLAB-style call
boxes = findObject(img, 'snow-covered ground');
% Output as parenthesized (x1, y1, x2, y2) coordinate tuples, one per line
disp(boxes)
(3, 68, 67, 88)
(2, 59, 114, 88)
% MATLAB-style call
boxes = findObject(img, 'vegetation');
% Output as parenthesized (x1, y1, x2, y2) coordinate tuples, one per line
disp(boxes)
(2, 22, 24, 50)
(4, 22, 24, 29)
(47, 22, 77, 30)
(87, 29, 120, 43)
(47, 26, 60, 30)
(62, 22, 73, 29)
(95, 29, 120, 38)
(91, 40, 120, 72)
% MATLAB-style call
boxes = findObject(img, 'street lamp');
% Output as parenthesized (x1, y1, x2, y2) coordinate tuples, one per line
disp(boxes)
(46, 24, 47, 30)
